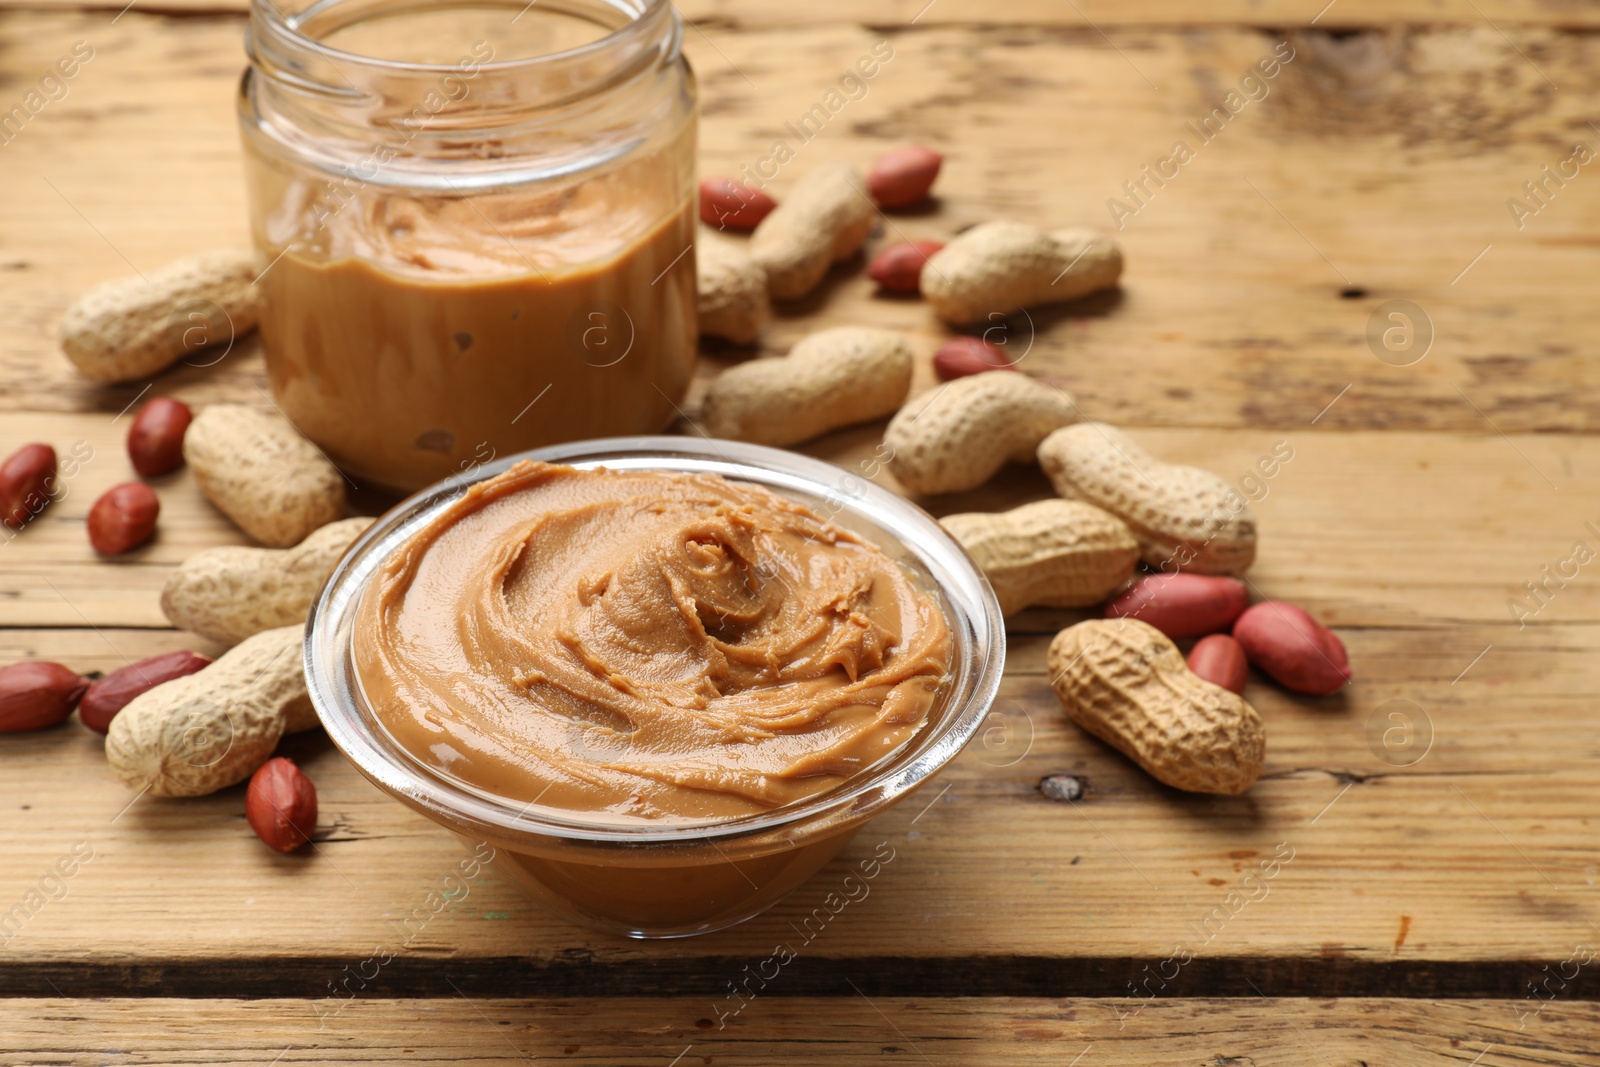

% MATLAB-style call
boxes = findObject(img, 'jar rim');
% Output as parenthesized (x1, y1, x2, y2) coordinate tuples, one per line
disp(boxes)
(304, 436, 1007, 848)
(250, 0, 674, 79)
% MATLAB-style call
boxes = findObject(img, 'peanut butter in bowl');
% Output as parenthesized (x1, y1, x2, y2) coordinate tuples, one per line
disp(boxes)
(352, 460, 954, 824)
(307, 437, 1004, 938)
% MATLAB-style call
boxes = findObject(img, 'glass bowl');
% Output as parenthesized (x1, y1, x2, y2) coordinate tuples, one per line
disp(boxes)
(304, 436, 1005, 938)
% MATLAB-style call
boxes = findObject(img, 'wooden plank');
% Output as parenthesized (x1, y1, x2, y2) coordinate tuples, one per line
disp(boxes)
(0, 16, 1597, 433)
(0, 619, 1595, 994)
(0, 627, 224, 672)
(0, 0, 1593, 1017)
(690, 0, 1600, 27)
(2, 997, 1597, 1065)
(1, 410, 1592, 630)
(6, 0, 1600, 27)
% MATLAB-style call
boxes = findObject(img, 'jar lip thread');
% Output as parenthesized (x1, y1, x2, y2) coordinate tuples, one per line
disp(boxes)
(248, 0, 677, 82)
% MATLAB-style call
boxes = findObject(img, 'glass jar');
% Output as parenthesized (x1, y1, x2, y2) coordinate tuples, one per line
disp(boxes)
(305, 437, 1006, 938)
(238, 0, 698, 492)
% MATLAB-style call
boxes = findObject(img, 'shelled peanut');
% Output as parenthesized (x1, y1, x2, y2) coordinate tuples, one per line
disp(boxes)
(1187, 634, 1249, 695)
(1105, 574, 1249, 638)
(79, 650, 213, 734)
(0, 662, 90, 733)
(127, 397, 193, 477)
(0, 443, 57, 530)
(699, 178, 778, 231)
(246, 757, 319, 854)
(87, 482, 160, 555)
(1234, 602, 1351, 695)
(933, 337, 1014, 380)
(867, 146, 942, 208)
(868, 241, 944, 293)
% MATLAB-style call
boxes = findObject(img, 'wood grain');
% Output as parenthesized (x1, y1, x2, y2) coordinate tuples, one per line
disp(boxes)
(0, 0, 1596, 1037)
(6, 0, 1600, 26)
(3, 997, 1598, 1066)
(0, 616, 1595, 993)
(1, 16, 1598, 432)
(0, 411, 1589, 630)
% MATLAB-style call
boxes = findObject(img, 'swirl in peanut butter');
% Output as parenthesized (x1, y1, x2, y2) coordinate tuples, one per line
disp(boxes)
(353, 461, 953, 822)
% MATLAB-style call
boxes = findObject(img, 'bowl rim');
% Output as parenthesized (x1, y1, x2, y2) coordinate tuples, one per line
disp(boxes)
(304, 435, 1006, 847)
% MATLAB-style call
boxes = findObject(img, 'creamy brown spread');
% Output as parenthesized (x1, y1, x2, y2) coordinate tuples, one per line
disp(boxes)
(352, 461, 953, 823)
(256, 177, 697, 492)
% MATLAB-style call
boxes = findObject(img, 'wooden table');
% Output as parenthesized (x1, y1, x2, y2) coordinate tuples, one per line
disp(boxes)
(3, 1, 1598, 1063)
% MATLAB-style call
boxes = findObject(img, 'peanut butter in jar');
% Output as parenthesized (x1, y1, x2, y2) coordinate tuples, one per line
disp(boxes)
(239, 0, 697, 491)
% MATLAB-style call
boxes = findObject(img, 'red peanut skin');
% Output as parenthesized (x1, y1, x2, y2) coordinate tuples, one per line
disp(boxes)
(868, 145, 943, 208)
(246, 757, 319, 854)
(87, 482, 160, 555)
(698, 178, 777, 231)
(1, 443, 57, 530)
(79, 650, 213, 734)
(1187, 634, 1249, 695)
(868, 241, 945, 293)
(127, 397, 193, 477)
(1104, 573, 1249, 639)
(0, 661, 90, 733)
(933, 337, 1016, 380)
(1233, 601, 1351, 695)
